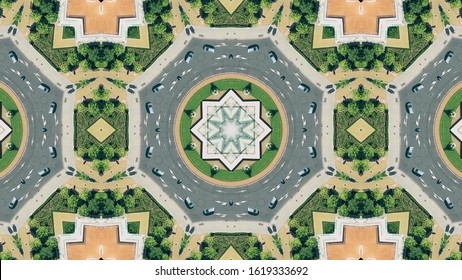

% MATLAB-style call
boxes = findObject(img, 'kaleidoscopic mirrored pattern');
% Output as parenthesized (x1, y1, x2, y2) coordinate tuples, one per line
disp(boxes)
(191, 90, 271, 170)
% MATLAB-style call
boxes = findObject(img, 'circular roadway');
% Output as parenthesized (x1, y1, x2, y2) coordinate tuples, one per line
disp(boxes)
(398, 37, 462, 222)
(138, 37, 324, 223)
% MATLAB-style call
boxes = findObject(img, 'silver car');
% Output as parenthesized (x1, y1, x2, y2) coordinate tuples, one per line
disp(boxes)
(268, 197, 278, 209)
(145, 146, 154, 158)
(38, 167, 51, 176)
(185, 197, 194, 209)
(203, 207, 215, 215)
(8, 51, 18, 63)
(247, 44, 259, 53)
(444, 51, 454, 63)
(152, 83, 164, 93)
(444, 197, 454, 209)
(268, 51, 278, 63)
(405, 102, 413, 114)
(49, 102, 57, 114)
(185, 51, 194, 63)
(9, 197, 18, 209)
(247, 207, 259, 215)
(38, 83, 50, 93)
(152, 167, 164, 176)
(412, 84, 424, 93)
(298, 168, 310, 177)
(405, 146, 414, 158)
(203, 44, 215, 53)
(146, 102, 154, 114)
(308, 102, 317, 114)
(48, 146, 57, 158)
(412, 167, 424, 177)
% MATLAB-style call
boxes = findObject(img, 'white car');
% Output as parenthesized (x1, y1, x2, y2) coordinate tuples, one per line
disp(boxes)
(152, 167, 164, 176)
(298, 168, 310, 177)
(146, 102, 154, 114)
(152, 83, 164, 93)
(185, 51, 194, 63)
(247, 44, 259, 53)
(444, 51, 454, 63)
(8, 51, 18, 63)
(268, 51, 278, 63)
(203, 44, 215, 53)
(145, 146, 154, 158)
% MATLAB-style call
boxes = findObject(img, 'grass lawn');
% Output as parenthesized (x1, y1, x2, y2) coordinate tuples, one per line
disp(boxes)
(387, 26, 400, 39)
(62, 26, 75, 39)
(322, 221, 335, 234)
(179, 79, 283, 181)
(322, 26, 335, 39)
(440, 88, 462, 172)
(62, 221, 75, 234)
(127, 221, 140, 234)
(0, 89, 23, 172)
(387, 221, 400, 234)
(127, 26, 140, 39)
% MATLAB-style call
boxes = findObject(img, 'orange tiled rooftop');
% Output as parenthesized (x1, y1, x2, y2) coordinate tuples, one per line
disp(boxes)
(327, 0, 396, 35)
(67, 0, 136, 35)
(326, 225, 396, 260)
(66, 226, 136, 260)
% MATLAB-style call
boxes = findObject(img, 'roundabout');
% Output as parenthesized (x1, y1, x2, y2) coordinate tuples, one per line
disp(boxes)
(175, 74, 288, 187)
(136, 35, 325, 222)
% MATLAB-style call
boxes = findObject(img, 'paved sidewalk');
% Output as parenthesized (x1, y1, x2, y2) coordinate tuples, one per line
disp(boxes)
(0, 0, 23, 26)
(177, 234, 203, 259)
(170, 224, 185, 259)
(260, 234, 284, 259)
(258, 0, 283, 26)
(277, 225, 293, 259)
(176, 0, 204, 26)
(171, 0, 186, 36)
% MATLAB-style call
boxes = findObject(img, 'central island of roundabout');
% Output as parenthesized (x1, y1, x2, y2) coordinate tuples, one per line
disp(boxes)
(175, 74, 288, 187)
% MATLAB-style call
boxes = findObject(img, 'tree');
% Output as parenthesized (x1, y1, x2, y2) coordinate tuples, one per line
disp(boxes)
(423, 219, 434, 232)
(337, 44, 349, 56)
(326, 51, 339, 66)
(144, 11, 157, 23)
(133, 187, 143, 199)
(147, 247, 164, 260)
(79, 60, 91, 72)
(383, 52, 395, 66)
(420, 238, 431, 252)
(413, 22, 427, 35)
(290, 238, 303, 253)
(36, 226, 50, 240)
(30, 238, 42, 252)
(163, 219, 174, 232)
(78, 204, 89, 216)
(372, 44, 384, 56)
(45, 12, 58, 24)
(290, 10, 302, 22)
(373, 205, 384, 217)
(261, 251, 274, 260)
(319, 187, 330, 199)
(305, 11, 318, 24)
(339, 59, 351, 71)
(407, 246, 423, 260)
(447, 251, 462, 260)
(187, 251, 202, 260)
(383, 195, 395, 210)
(153, 226, 167, 242)
(35, 22, 50, 34)
(404, 236, 417, 249)
(245, 1, 259, 14)
(59, 187, 69, 198)
(363, 199, 375, 215)
(0, 251, 15, 260)
(412, 226, 427, 242)
(203, 1, 218, 14)
(295, 23, 310, 35)
(339, 189, 351, 201)
(347, 102, 360, 115)
(248, 236, 259, 247)
(87, 145, 100, 160)
(29, 218, 40, 231)
(327, 195, 339, 210)
(299, 247, 315, 260)
(114, 204, 124, 216)
(79, 189, 91, 201)
(102, 145, 115, 159)
(288, 218, 299, 231)
(39, 246, 55, 260)
(363, 144, 375, 159)
(112, 59, 124, 71)
(103, 199, 115, 214)
(338, 204, 349, 216)
(393, 188, 403, 199)
(203, 236, 215, 247)
(123, 50, 136, 66)
(404, 12, 417, 24)
(347, 199, 360, 215)
(202, 246, 217, 260)
(144, 237, 157, 251)
(371, 60, 383, 71)
(67, 195, 79, 211)
(295, 226, 309, 242)
(347, 145, 360, 159)
(160, 238, 172, 253)
(245, 247, 261, 260)
(112, 189, 123, 201)
(45, 237, 58, 249)
(124, 195, 136, 210)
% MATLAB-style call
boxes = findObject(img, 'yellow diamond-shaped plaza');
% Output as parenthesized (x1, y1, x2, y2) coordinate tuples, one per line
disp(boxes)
(87, 118, 116, 143)
(347, 118, 376, 143)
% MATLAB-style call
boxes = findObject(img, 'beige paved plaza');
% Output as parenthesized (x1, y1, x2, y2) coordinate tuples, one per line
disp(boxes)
(347, 117, 376, 143)
(86, 118, 116, 143)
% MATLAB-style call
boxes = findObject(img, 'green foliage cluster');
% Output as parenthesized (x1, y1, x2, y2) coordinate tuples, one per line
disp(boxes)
(127, 26, 141, 39)
(403, 220, 434, 260)
(30, 187, 173, 259)
(198, 234, 268, 260)
(0, 251, 15, 260)
(62, 26, 75, 39)
(29, 0, 172, 72)
(322, 26, 335, 39)
(62, 221, 75, 234)
(74, 86, 128, 173)
(334, 87, 388, 173)
(127, 221, 140, 234)
(387, 26, 400, 39)
(200, 0, 269, 27)
(322, 221, 335, 234)
(0, 0, 14, 9)
(289, 0, 431, 72)
(387, 221, 400, 234)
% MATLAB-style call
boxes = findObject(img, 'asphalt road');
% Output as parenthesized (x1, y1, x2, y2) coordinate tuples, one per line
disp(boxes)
(0, 38, 64, 220)
(398, 37, 462, 222)
(137, 37, 324, 223)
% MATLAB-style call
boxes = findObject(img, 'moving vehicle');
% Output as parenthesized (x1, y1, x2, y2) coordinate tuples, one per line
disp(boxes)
(298, 83, 310, 93)
(444, 51, 454, 63)
(185, 197, 194, 209)
(412, 83, 424, 93)
(298, 168, 310, 177)
(38, 83, 50, 93)
(203, 44, 215, 53)
(8, 51, 18, 63)
(268, 197, 278, 209)
(152, 83, 164, 93)
(247, 207, 259, 215)
(152, 167, 164, 177)
(48, 146, 57, 158)
(49, 102, 57, 114)
(444, 197, 454, 209)
(145, 146, 154, 158)
(146, 102, 154, 114)
(9, 197, 18, 209)
(38, 167, 51, 177)
(185, 51, 194, 63)
(308, 102, 317, 114)
(411, 167, 424, 177)
(327, 88, 335, 94)
(405, 146, 414, 158)
(203, 207, 215, 215)
(268, 51, 278, 63)
(405, 102, 413, 114)
(247, 44, 259, 53)
(308, 146, 317, 158)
